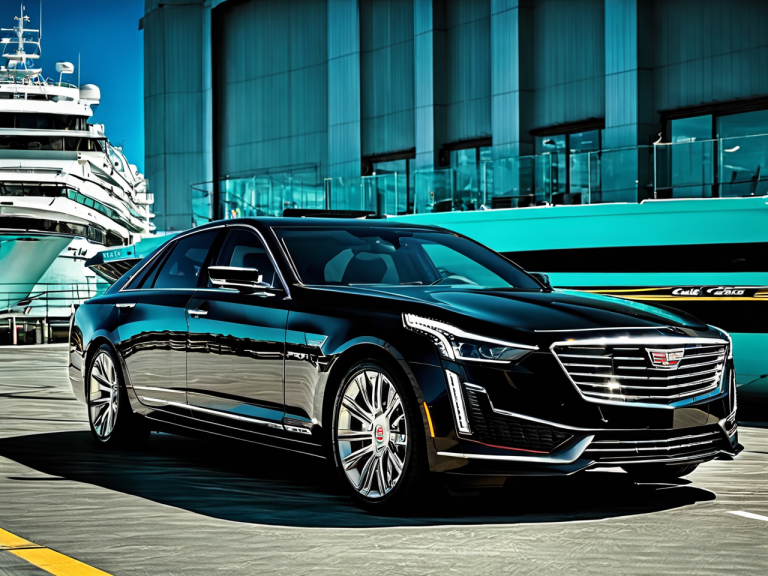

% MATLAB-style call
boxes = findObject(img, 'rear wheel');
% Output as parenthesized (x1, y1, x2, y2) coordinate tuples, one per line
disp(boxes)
(622, 463, 699, 482)
(331, 360, 427, 511)
(87, 344, 149, 447)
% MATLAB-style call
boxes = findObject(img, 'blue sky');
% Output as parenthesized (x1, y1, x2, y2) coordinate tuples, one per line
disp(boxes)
(0, 1, 145, 172)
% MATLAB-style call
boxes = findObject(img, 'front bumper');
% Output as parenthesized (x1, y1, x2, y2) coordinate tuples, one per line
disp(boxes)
(426, 356, 741, 476)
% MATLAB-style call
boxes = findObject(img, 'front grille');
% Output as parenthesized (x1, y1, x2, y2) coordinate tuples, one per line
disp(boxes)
(552, 341, 727, 405)
(465, 387, 572, 452)
(584, 427, 727, 464)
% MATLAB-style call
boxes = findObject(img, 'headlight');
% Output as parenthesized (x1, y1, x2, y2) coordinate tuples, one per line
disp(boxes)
(709, 324, 733, 359)
(403, 313, 538, 363)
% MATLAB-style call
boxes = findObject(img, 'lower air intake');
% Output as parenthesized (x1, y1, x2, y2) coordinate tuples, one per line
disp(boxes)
(464, 387, 572, 452)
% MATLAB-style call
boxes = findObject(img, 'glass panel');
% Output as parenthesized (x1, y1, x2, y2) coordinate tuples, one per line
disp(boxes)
(717, 110, 768, 197)
(153, 230, 219, 290)
(655, 140, 714, 198)
(536, 135, 566, 199)
(326, 176, 371, 212)
(719, 133, 768, 197)
(366, 159, 410, 215)
(600, 147, 652, 203)
(413, 169, 452, 213)
(717, 110, 768, 139)
(570, 151, 599, 204)
(451, 149, 480, 210)
(192, 185, 213, 227)
(671, 115, 712, 142)
(361, 173, 408, 216)
(217, 168, 323, 219)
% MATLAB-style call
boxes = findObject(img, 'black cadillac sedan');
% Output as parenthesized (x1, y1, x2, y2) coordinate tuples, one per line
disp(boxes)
(68, 218, 741, 510)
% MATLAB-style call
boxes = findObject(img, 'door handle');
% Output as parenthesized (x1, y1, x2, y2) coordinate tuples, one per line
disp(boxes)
(116, 303, 135, 310)
(187, 308, 208, 317)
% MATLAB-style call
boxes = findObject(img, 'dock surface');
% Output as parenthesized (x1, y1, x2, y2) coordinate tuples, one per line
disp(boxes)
(1, 345, 767, 575)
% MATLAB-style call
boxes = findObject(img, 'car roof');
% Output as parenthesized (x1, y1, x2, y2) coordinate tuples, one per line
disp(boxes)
(193, 217, 443, 231)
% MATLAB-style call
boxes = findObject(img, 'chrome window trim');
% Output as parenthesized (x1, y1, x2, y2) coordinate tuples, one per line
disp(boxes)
(549, 337, 729, 410)
(119, 223, 292, 299)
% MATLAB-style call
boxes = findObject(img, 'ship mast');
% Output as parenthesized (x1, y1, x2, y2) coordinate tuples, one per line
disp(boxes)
(1, 4, 42, 83)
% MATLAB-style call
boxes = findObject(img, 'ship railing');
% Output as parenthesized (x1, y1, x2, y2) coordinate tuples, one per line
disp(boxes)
(0, 283, 107, 345)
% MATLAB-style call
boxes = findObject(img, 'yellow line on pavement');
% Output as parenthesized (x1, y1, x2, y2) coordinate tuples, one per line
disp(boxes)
(0, 527, 111, 576)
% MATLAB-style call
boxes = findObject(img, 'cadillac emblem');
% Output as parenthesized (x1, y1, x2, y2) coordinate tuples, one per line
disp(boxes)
(648, 348, 685, 369)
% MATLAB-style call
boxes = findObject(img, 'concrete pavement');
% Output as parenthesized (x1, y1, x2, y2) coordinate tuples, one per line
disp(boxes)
(1, 345, 767, 575)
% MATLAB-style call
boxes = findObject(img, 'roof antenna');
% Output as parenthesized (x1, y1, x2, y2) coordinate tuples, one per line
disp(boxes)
(77, 52, 80, 87)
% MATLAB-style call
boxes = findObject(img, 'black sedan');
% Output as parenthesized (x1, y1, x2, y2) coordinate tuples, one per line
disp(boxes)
(69, 218, 741, 510)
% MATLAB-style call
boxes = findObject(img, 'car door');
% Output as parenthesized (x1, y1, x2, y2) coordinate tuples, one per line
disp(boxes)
(185, 226, 289, 432)
(117, 228, 221, 415)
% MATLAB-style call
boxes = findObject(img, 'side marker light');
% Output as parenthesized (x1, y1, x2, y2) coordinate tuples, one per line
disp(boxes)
(423, 402, 435, 438)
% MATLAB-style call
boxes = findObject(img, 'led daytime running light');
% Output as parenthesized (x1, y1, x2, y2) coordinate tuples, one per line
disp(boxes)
(403, 313, 538, 363)
(446, 370, 471, 434)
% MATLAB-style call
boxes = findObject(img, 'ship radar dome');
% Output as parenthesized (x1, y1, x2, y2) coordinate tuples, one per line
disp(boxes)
(79, 84, 101, 106)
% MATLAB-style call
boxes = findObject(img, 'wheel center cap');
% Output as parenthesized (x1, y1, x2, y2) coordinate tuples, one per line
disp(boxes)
(372, 417, 389, 450)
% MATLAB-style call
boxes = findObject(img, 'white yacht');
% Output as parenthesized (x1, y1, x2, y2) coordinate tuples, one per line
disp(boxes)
(0, 6, 152, 335)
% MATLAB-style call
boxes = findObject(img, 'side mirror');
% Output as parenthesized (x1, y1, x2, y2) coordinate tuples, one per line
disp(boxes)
(208, 266, 271, 292)
(530, 272, 553, 290)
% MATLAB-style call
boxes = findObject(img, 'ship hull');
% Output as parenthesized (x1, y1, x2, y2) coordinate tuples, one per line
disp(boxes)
(0, 235, 73, 305)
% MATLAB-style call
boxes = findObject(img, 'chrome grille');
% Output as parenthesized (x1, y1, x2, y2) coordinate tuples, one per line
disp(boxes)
(552, 341, 727, 405)
(584, 428, 726, 464)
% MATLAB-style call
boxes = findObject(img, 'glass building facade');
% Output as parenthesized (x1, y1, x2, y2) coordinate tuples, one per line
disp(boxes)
(142, 0, 768, 229)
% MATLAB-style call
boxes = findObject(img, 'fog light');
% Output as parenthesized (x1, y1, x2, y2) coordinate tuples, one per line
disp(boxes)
(446, 370, 471, 435)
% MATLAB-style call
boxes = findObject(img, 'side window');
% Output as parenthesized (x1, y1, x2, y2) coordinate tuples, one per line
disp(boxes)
(153, 230, 219, 289)
(125, 245, 169, 290)
(213, 229, 279, 288)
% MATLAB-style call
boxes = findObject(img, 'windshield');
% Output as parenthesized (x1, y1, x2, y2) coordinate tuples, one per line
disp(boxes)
(275, 226, 541, 290)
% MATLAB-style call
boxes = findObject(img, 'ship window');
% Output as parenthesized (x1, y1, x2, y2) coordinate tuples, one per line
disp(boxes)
(0, 113, 12, 128)
(16, 115, 36, 129)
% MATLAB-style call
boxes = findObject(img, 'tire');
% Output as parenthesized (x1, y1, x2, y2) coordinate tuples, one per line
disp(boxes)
(331, 359, 427, 511)
(86, 344, 150, 447)
(622, 463, 699, 482)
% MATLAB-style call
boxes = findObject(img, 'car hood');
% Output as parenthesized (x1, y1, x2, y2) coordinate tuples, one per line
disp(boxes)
(332, 285, 708, 334)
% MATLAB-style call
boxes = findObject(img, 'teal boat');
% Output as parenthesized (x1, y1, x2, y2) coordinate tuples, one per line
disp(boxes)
(395, 196, 768, 400)
(85, 233, 176, 283)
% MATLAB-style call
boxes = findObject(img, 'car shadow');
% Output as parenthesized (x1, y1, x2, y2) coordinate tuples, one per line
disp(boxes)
(0, 430, 716, 528)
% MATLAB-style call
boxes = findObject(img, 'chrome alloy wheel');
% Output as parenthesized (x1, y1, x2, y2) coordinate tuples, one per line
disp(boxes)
(336, 369, 408, 499)
(89, 351, 119, 440)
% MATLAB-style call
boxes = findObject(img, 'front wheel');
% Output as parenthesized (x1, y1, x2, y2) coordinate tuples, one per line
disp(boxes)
(331, 360, 427, 511)
(622, 463, 699, 482)
(87, 344, 149, 447)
